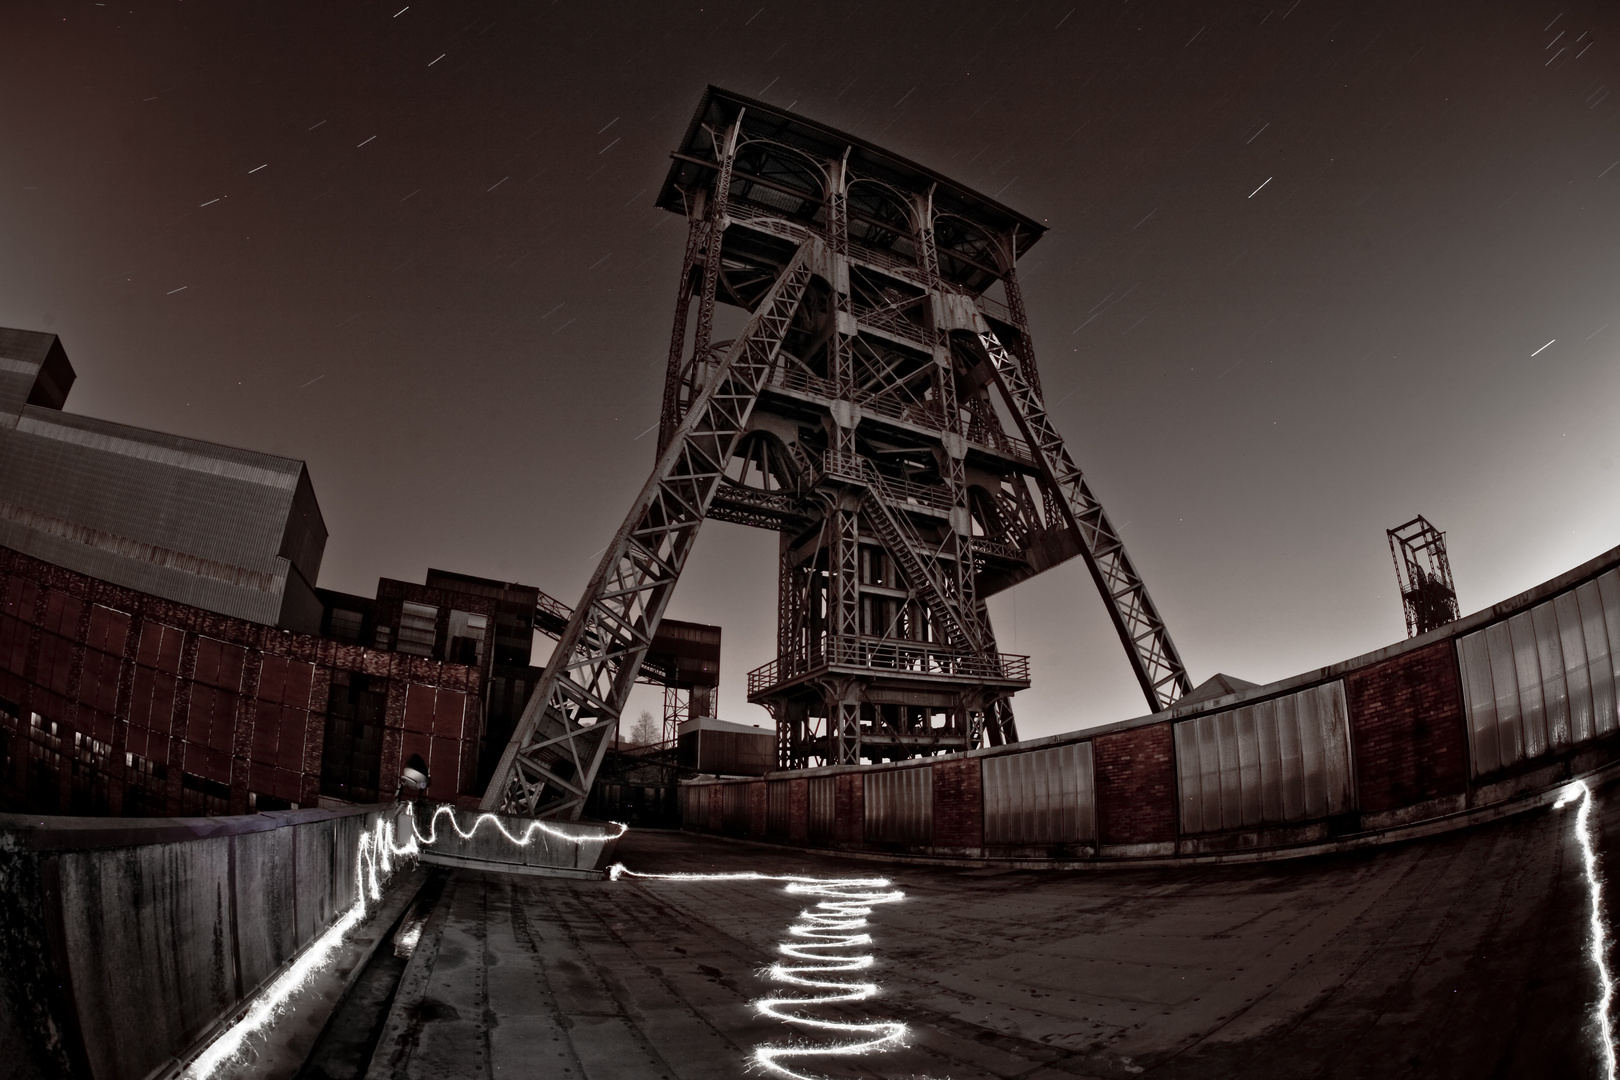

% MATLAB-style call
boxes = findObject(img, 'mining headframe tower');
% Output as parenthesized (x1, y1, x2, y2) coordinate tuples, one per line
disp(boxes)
(483, 87, 1193, 819)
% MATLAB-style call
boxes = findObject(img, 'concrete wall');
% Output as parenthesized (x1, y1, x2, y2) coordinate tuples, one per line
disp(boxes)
(0, 803, 400, 1080)
(681, 541, 1620, 864)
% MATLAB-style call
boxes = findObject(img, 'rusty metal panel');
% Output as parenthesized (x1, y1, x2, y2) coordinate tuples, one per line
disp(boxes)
(807, 776, 835, 840)
(1317, 679, 1354, 816)
(1486, 621, 1523, 767)
(1255, 698, 1283, 823)
(1461, 577, 1620, 776)
(1173, 723, 1204, 835)
(1458, 630, 1500, 776)
(1602, 570, 1620, 707)
(863, 767, 932, 844)
(767, 779, 791, 836)
(982, 742, 1096, 845)
(1296, 693, 1321, 819)
(1533, 601, 1571, 749)
(1579, 578, 1618, 737)
(720, 783, 748, 834)
(1236, 705, 1262, 827)
(1555, 591, 1595, 744)
(1196, 716, 1221, 833)
(1510, 611, 1548, 757)
(1216, 710, 1243, 828)
(1174, 682, 1351, 833)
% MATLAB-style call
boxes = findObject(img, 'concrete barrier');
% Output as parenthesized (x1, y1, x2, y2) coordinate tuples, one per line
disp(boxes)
(0, 804, 405, 1080)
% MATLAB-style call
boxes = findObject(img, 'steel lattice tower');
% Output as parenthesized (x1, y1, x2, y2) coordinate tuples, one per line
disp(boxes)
(483, 88, 1192, 819)
(1387, 515, 1460, 638)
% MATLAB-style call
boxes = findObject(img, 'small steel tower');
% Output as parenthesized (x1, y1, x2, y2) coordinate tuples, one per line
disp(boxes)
(483, 88, 1192, 819)
(1388, 515, 1460, 637)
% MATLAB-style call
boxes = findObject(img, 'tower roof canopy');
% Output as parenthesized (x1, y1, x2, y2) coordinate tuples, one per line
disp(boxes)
(657, 85, 1047, 258)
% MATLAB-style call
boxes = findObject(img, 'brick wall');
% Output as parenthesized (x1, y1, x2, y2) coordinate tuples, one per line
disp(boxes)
(932, 758, 983, 849)
(834, 771, 863, 845)
(1095, 723, 1177, 844)
(0, 545, 483, 817)
(1345, 640, 1469, 813)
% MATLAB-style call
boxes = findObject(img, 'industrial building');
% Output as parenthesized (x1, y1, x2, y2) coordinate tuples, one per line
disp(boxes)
(0, 327, 589, 816)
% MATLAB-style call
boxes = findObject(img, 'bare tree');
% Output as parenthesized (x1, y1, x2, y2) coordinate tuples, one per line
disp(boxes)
(626, 709, 661, 745)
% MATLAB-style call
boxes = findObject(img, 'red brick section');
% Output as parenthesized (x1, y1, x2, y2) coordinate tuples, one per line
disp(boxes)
(834, 772, 863, 845)
(1346, 640, 1469, 813)
(788, 777, 809, 843)
(0, 544, 483, 817)
(748, 781, 768, 837)
(1094, 723, 1178, 844)
(932, 758, 983, 848)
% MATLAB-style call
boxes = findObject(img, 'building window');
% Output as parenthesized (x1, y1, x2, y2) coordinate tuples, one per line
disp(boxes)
(329, 608, 364, 642)
(447, 610, 488, 666)
(397, 601, 438, 656)
(374, 625, 393, 650)
(321, 673, 387, 802)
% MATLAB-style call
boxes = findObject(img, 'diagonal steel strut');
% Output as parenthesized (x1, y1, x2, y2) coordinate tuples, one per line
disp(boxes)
(974, 321, 1193, 713)
(481, 247, 814, 818)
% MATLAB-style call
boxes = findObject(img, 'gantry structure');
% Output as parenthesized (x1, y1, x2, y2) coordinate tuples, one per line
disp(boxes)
(484, 87, 1192, 819)
(1388, 515, 1461, 637)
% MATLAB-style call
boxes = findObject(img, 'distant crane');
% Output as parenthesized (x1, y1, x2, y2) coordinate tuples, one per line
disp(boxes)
(1387, 516, 1460, 637)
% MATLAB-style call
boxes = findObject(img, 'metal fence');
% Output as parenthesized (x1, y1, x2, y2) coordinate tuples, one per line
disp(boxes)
(1174, 681, 1354, 834)
(864, 766, 932, 844)
(982, 742, 1096, 845)
(1457, 568, 1620, 777)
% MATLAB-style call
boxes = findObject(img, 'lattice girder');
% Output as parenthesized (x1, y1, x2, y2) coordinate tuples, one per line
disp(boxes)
(482, 248, 814, 818)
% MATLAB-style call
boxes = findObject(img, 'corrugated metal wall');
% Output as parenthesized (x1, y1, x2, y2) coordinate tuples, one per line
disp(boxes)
(721, 783, 749, 833)
(863, 766, 932, 844)
(767, 779, 790, 835)
(982, 742, 1096, 845)
(1457, 569, 1620, 776)
(807, 777, 835, 839)
(1174, 681, 1354, 834)
(680, 784, 703, 826)
(0, 409, 314, 627)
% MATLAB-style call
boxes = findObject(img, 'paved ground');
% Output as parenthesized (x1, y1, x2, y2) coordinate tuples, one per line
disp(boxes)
(358, 788, 1618, 1080)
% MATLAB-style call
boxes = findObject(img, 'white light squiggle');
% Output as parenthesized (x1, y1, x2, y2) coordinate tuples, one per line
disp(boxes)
(182, 813, 418, 1078)
(610, 866, 910, 1080)
(181, 803, 622, 1078)
(408, 803, 629, 848)
(1555, 780, 1617, 1080)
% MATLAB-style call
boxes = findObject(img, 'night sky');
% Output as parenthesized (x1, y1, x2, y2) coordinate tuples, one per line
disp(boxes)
(3, 0, 1619, 740)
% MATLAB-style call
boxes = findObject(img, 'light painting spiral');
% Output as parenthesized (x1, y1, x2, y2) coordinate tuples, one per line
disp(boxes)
(611, 866, 912, 1080)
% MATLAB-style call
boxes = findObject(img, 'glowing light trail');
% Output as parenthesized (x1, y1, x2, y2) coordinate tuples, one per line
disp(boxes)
(182, 814, 417, 1078)
(1556, 779, 1617, 1080)
(408, 802, 628, 847)
(182, 805, 619, 1079)
(611, 867, 912, 1080)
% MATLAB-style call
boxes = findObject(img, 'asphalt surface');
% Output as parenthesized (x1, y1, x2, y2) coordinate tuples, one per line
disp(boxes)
(356, 787, 1619, 1080)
